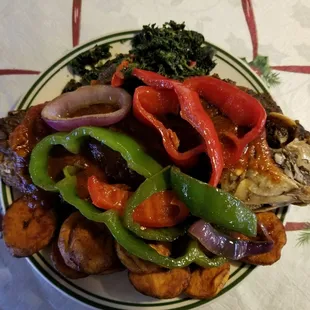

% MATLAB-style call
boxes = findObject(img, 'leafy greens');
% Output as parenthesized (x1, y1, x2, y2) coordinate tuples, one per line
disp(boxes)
(62, 21, 216, 93)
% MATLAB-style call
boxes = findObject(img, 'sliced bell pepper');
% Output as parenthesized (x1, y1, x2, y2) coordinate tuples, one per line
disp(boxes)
(111, 60, 130, 87)
(123, 167, 187, 241)
(56, 167, 226, 268)
(172, 83, 224, 187)
(132, 68, 223, 186)
(29, 126, 163, 192)
(29, 128, 185, 241)
(132, 190, 189, 228)
(183, 76, 267, 165)
(170, 166, 257, 237)
(88, 175, 189, 228)
(133, 86, 204, 168)
(87, 175, 131, 214)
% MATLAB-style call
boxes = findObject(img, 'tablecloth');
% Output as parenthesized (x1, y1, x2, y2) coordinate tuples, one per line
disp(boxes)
(1, 1, 310, 309)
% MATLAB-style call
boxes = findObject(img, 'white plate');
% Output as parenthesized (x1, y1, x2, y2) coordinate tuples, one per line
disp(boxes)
(0, 31, 287, 310)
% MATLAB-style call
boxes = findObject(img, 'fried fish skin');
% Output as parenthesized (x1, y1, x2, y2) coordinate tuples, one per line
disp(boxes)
(129, 267, 191, 299)
(185, 263, 230, 299)
(116, 242, 171, 274)
(51, 241, 88, 279)
(58, 212, 120, 274)
(240, 212, 287, 265)
(3, 195, 56, 257)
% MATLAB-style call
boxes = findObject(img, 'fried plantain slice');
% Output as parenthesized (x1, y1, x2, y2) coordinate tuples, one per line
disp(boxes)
(185, 263, 230, 299)
(129, 268, 191, 299)
(3, 195, 56, 257)
(240, 212, 287, 265)
(57, 212, 81, 270)
(58, 212, 120, 274)
(51, 241, 88, 279)
(116, 242, 171, 274)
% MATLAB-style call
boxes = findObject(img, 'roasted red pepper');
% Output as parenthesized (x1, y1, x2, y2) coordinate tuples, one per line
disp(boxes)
(132, 68, 223, 186)
(88, 175, 189, 228)
(173, 83, 224, 186)
(88, 176, 131, 214)
(132, 190, 189, 228)
(133, 86, 204, 168)
(111, 60, 130, 87)
(183, 76, 267, 165)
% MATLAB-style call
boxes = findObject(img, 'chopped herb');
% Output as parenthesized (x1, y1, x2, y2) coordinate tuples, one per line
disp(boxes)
(63, 44, 112, 93)
(63, 21, 217, 92)
(62, 79, 82, 93)
(129, 21, 216, 80)
(68, 44, 112, 76)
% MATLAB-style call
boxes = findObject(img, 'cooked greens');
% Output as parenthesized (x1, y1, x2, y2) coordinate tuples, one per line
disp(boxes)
(63, 21, 216, 93)
(69, 44, 111, 76)
(63, 45, 112, 93)
(129, 21, 216, 79)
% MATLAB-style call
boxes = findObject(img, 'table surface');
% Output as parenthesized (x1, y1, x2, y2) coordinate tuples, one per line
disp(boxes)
(1, 1, 310, 309)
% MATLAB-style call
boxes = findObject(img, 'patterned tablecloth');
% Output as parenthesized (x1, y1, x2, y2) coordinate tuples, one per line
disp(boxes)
(1, 1, 310, 309)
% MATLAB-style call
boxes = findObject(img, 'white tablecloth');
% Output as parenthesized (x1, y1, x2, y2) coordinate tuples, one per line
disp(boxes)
(1, 1, 310, 309)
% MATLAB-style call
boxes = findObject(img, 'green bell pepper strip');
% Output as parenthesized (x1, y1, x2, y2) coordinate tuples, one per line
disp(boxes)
(171, 166, 257, 237)
(55, 169, 226, 268)
(29, 127, 185, 241)
(29, 126, 163, 192)
(123, 166, 186, 242)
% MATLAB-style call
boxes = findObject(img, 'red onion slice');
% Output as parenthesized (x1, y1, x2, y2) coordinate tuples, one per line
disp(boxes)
(189, 220, 274, 260)
(41, 85, 132, 131)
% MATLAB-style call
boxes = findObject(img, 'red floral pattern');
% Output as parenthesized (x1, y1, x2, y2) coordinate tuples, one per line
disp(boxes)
(271, 66, 310, 74)
(241, 0, 258, 60)
(72, 0, 82, 47)
(0, 69, 40, 75)
(242, 0, 310, 77)
(285, 222, 310, 231)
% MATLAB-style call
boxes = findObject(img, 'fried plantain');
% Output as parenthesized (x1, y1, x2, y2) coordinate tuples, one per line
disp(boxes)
(116, 242, 171, 274)
(51, 241, 88, 279)
(58, 212, 120, 274)
(99, 252, 124, 275)
(129, 267, 190, 299)
(185, 263, 230, 299)
(3, 195, 56, 257)
(240, 212, 287, 265)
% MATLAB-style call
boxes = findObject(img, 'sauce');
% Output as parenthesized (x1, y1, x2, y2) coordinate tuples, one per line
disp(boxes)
(9, 104, 52, 158)
(233, 134, 282, 182)
(69, 103, 118, 118)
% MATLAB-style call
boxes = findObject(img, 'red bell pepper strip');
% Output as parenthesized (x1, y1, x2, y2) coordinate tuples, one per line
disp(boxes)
(111, 60, 130, 87)
(183, 76, 267, 165)
(132, 68, 175, 89)
(87, 176, 189, 227)
(132, 190, 189, 228)
(173, 84, 224, 186)
(87, 176, 131, 214)
(133, 86, 204, 168)
(132, 68, 223, 187)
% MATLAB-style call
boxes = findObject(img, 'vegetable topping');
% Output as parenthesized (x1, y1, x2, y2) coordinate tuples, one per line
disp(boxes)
(189, 220, 273, 260)
(88, 175, 189, 228)
(184, 76, 267, 165)
(41, 85, 132, 131)
(129, 21, 216, 80)
(132, 68, 224, 186)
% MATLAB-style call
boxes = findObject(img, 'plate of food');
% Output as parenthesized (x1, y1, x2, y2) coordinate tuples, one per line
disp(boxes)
(1, 21, 309, 310)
